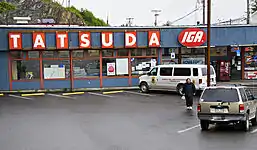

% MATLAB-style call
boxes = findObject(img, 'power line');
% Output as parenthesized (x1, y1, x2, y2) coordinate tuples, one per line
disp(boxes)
(169, 7, 202, 24)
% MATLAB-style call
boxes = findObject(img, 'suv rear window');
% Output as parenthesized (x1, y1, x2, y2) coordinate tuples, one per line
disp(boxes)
(201, 88, 239, 102)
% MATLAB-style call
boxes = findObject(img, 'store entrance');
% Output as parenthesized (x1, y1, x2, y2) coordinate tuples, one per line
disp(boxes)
(230, 51, 242, 80)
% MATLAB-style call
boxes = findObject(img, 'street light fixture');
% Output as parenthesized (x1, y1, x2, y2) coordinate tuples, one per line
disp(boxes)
(207, 0, 211, 87)
(151, 9, 161, 26)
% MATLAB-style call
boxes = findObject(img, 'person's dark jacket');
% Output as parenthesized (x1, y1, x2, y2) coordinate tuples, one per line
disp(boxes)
(182, 82, 196, 97)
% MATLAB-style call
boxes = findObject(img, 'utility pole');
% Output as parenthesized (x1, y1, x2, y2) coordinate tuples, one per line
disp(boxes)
(202, 0, 205, 25)
(207, 0, 211, 87)
(247, 0, 250, 24)
(126, 17, 134, 27)
(151, 9, 161, 26)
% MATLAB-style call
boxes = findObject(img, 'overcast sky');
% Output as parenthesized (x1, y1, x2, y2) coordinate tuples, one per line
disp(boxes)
(59, 0, 247, 26)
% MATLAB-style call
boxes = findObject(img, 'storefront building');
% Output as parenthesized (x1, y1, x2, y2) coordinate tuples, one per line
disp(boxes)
(0, 25, 256, 91)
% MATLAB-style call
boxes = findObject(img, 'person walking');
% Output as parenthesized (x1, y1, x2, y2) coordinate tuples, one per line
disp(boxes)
(182, 78, 196, 110)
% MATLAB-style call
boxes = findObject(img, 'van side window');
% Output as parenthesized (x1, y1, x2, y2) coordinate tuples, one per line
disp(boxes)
(173, 68, 191, 76)
(160, 68, 173, 76)
(193, 68, 198, 76)
(239, 88, 247, 102)
(149, 68, 158, 76)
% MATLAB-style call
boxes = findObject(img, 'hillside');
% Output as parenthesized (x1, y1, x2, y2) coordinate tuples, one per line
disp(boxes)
(0, 0, 107, 26)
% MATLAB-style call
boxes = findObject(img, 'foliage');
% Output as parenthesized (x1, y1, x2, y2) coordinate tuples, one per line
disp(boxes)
(0, 1, 16, 14)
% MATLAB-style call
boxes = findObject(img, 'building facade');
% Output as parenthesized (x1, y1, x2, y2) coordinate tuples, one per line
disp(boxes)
(0, 25, 257, 91)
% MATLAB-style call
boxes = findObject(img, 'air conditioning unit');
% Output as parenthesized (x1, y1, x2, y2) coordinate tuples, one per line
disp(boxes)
(13, 17, 31, 24)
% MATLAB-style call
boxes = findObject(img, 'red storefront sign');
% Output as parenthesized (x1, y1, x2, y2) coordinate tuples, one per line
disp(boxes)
(33, 32, 46, 49)
(8, 31, 161, 50)
(178, 28, 206, 47)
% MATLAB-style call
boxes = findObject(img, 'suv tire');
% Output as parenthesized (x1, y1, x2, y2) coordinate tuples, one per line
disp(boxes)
(176, 84, 184, 96)
(200, 120, 209, 131)
(251, 109, 257, 126)
(140, 82, 149, 93)
(242, 113, 250, 132)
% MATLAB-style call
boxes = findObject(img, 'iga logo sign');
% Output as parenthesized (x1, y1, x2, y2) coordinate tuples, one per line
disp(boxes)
(178, 28, 206, 47)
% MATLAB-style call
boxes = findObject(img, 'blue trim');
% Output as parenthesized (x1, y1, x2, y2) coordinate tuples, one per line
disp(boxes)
(132, 78, 139, 86)
(0, 52, 9, 90)
(12, 81, 40, 90)
(46, 33, 56, 48)
(74, 79, 100, 88)
(22, 33, 32, 49)
(44, 80, 70, 89)
(102, 78, 129, 87)
(69, 32, 79, 48)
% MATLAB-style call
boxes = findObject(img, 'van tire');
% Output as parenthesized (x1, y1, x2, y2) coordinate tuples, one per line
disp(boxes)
(140, 82, 149, 93)
(176, 84, 184, 96)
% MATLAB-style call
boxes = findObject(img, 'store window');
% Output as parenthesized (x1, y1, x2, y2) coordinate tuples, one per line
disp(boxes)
(131, 58, 155, 75)
(72, 50, 84, 58)
(162, 48, 178, 64)
(43, 51, 58, 58)
(11, 51, 40, 80)
(244, 47, 257, 79)
(43, 60, 70, 79)
(117, 49, 129, 56)
(131, 49, 143, 56)
(73, 60, 100, 78)
(102, 58, 129, 76)
(58, 51, 70, 58)
(146, 49, 157, 56)
(102, 50, 114, 57)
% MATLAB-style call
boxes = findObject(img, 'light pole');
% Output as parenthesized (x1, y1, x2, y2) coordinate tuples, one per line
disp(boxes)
(247, 0, 250, 24)
(151, 9, 161, 26)
(202, 0, 205, 25)
(207, 0, 211, 87)
(126, 17, 134, 27)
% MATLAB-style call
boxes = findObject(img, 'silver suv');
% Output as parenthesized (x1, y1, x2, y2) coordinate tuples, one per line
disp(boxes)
(197, 85, 257, 131)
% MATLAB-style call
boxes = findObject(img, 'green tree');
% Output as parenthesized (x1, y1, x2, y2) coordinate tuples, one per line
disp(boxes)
(0, 1, 15, 24)
(0, 1, 15, 14)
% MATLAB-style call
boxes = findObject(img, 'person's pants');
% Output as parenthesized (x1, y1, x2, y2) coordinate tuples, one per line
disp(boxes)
(185, 96, 193, 107)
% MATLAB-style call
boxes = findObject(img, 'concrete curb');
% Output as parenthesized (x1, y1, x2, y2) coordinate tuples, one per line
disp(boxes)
(0, 87, 140, 94)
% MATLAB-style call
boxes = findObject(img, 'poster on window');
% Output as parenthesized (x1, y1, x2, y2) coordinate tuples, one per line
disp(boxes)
(107, 63, 116, 76)
(44, 66, 65, 79)
(116, 58, 128, 75)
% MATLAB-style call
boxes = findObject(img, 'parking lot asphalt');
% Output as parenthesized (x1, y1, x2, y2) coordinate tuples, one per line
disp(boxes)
(0, 90, 257, 150)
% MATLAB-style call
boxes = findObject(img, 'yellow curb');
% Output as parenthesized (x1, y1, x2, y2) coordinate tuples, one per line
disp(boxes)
(0, 93, 3, 96)
(103, 90, 124, 95)
(21, 93, 45, 97)
(62, 92, 85, 96)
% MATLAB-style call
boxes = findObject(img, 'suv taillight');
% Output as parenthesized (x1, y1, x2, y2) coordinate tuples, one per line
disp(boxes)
(239, 104, 244, 113)
(199, 79, 202, 84)
(197, 104, 201, 112)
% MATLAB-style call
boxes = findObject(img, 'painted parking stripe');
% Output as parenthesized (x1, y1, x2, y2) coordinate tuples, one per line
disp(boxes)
(124, 91, 156, 96)
(251, 128, 257, 134)
(88, 92, 113, 98)
(47, 93, 76, 99)
(62, 92, 85, 96)
(0, 93, 3, 96)
(21, 93, 45, 97)
(177, 124, 200, 134)
(9, 94, 32, 100)
(102, 90, 124, 95)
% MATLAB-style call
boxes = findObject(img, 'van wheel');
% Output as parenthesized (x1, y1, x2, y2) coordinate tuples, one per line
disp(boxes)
(242, 113, 250, 132)
(200, 120, 209, 131)
(251, 109, 257, 126)
(176, 84, 184, 95)
(140, 82, 149, 93)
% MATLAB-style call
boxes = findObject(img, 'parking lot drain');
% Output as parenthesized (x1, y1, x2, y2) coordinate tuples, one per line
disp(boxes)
(62, 92, 85, 96)
(21, 93, 45, 97)
(103, 90, 124, 95)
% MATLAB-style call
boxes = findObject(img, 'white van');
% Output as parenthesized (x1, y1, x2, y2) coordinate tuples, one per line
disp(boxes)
(138, 64, 216, 95)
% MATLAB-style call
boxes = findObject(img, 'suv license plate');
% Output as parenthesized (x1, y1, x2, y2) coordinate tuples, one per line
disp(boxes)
(210, 108, 227, 113)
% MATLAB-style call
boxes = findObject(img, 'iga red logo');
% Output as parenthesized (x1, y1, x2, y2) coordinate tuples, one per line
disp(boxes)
(108, 66, 114, 72)
(178, 28, 206, 47)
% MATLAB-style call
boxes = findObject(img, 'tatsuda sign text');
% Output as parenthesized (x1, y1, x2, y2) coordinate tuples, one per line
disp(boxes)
(8, 31, 161, 50)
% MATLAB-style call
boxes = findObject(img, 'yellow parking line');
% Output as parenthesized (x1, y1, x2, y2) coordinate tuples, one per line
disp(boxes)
(0, 93, 3, 96)
(62, 92, 85, 96)
(21, 93, 45, 97)
(103, 90, 124, 95)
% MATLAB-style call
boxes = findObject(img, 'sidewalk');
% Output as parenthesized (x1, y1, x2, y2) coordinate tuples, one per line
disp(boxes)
(217, 80, 257, 86)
